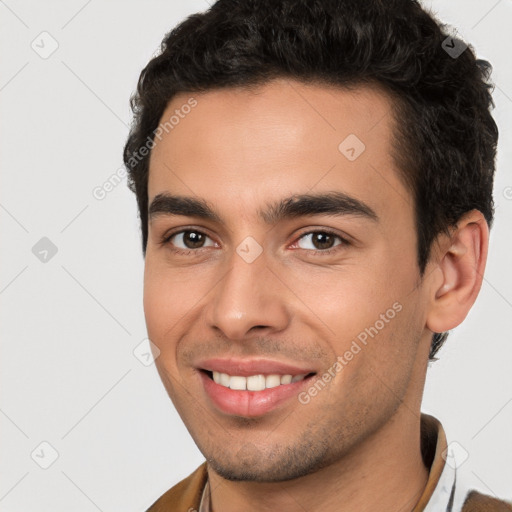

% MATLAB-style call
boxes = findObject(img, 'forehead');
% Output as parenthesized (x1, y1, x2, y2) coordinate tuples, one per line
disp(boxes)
(147, 79, 411, 224)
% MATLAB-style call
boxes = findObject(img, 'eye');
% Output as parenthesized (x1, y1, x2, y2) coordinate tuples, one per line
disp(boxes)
(294, 230, 348, 253)
(162, 229, 217, 252)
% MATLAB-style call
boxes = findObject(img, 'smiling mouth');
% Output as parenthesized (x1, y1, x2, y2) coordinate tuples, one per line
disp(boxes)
(201, 370, 316, 391)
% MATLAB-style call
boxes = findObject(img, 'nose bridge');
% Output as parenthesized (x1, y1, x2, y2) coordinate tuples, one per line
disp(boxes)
(206, 240, 289, 340)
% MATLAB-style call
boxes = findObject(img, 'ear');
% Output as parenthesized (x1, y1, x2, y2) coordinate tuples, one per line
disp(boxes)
(426, 210, 489, 334)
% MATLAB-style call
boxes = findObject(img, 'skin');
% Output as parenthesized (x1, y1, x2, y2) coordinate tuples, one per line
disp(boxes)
(143, 78, 488, 512)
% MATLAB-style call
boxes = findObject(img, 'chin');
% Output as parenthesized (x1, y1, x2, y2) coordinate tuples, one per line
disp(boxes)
(209, 462, 318, 482)
(205, 442, 331, 483)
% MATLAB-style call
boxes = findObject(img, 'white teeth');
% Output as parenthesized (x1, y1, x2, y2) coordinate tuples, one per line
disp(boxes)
(219, 372, 230, 387)
(210, 371, 309, 390)
(280, 374, 292, 385)
(247, 374, 266, 391)
(265, 374, 281, 388)
(229, 376, 247, 390)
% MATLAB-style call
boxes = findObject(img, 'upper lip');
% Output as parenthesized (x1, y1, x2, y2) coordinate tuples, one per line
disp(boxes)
(197, 358, 316, 377)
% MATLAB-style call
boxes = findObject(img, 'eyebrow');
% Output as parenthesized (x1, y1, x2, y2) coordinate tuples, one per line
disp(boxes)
(148, 191, 378, 224)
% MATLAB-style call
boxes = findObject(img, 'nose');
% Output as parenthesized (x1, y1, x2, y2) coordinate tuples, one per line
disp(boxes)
(205, 247, 291, 341)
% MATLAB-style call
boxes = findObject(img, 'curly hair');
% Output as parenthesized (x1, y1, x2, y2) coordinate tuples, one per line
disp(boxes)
(123, 0, 498, 361)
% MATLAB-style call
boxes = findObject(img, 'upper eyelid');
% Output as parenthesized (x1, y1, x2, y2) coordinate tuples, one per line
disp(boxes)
(164, 226, 216, 243)
(294, 228, 347, 240)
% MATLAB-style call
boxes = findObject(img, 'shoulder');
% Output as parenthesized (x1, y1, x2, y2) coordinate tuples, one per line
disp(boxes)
(144, 462, 208, 512)
(462, 490, 512, 512)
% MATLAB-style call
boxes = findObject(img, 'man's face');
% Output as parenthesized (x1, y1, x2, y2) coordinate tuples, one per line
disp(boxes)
(144, 79, 433, 481)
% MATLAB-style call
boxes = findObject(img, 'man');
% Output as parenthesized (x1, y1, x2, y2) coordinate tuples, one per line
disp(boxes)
(123, 0, 510, 510)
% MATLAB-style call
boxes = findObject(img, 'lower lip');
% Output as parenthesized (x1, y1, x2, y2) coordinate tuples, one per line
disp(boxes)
(199, 371, 313, 417)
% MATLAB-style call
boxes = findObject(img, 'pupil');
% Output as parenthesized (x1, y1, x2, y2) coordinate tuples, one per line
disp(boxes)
(313, 232, 334, 250)
(184, 231, 204, 248)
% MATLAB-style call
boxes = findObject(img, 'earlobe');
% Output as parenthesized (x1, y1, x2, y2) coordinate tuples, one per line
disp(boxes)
(426, 210, 489, 334)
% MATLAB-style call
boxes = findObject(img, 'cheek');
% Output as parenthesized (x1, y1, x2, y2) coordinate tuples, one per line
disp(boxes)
(143, 265, 189, 388)
(288, 255, 420, 369)
(142, 254, 216, 356)
(142, 255, 185, 348)
(143, 252, 192, 323)
(143, 264, 167, 337)
(319, 300, 421, 418)
(286, 260, 403, 334)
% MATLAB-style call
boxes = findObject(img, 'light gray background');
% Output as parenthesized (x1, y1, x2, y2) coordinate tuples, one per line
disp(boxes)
(1, 0, 511, 510)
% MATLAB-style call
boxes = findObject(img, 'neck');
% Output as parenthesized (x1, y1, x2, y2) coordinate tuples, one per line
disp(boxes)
(207, 407, 430, 512)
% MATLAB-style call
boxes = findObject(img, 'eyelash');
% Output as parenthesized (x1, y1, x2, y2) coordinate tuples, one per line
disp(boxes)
(159, 228, 350, 257)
